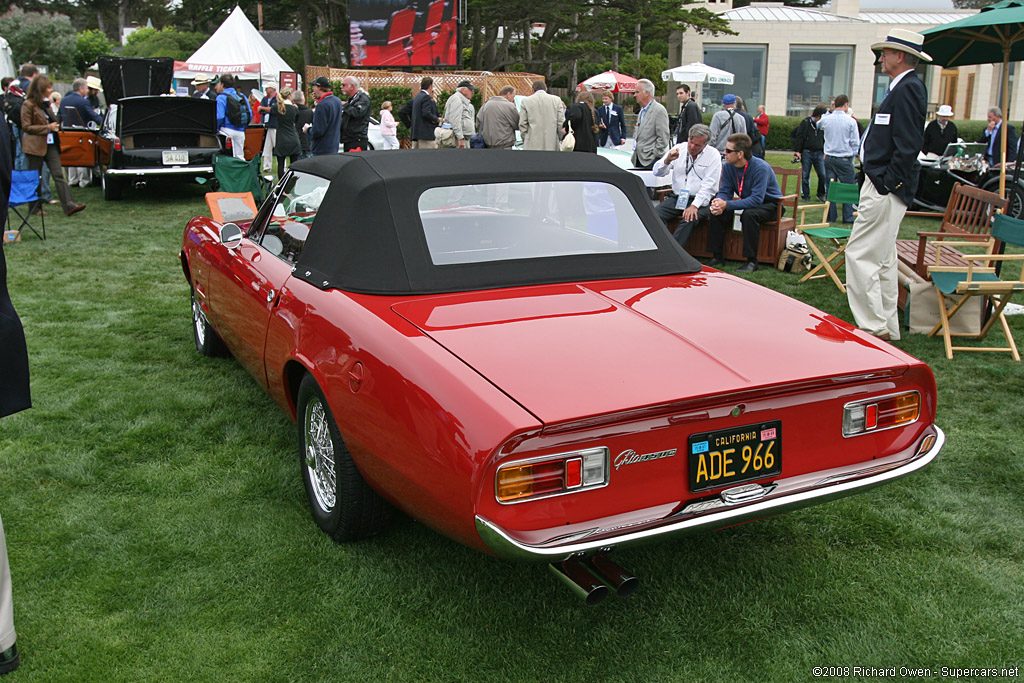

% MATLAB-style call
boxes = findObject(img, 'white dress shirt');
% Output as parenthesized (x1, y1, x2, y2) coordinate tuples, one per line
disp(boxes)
(652, 143, 723, 208)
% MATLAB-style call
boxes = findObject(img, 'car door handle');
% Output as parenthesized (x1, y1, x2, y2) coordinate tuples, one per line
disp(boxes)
(266, 288, 275, 303)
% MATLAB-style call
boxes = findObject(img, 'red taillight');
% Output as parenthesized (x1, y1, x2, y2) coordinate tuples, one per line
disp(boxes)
(113, 137, 121, 151)
(565, 457, 582, 488)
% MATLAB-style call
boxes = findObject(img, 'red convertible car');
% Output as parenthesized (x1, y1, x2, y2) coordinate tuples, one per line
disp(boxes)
(180, 151, 943, 604)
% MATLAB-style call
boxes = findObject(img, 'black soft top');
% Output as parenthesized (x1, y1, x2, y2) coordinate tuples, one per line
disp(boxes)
(291, 150, 702, 295)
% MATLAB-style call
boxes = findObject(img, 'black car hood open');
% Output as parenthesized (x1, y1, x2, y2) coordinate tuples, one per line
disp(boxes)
(118, 96, 217, 135)
(98, 56, 174, 104)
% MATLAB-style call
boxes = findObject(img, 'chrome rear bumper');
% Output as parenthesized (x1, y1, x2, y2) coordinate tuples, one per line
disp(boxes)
(476, 427, 944, 562)
(105, 166, 214, 176)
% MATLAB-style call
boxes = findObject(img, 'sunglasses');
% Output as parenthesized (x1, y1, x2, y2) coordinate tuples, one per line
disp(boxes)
(724, 148, 737, 153)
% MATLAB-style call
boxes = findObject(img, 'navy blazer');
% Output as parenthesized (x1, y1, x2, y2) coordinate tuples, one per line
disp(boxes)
(862, 71, 927, 206)
(977, 122, 1018, 165)
(0, 115, 31, 418)
(597, 103, 626, 146)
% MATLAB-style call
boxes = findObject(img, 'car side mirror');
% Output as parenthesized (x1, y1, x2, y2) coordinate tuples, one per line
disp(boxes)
(87, 121, 99, 131)
(220, 222, 243, 249)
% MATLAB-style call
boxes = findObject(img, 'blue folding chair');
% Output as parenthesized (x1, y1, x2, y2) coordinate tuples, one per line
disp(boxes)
(8, 169, 46, 240)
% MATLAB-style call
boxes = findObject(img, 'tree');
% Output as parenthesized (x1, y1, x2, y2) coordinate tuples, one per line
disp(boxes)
(0, 6, 77, 75)
(75, 29, 116, 73)
(119, 26, 208, 61)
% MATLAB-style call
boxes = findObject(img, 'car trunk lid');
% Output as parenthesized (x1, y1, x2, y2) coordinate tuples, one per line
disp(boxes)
(391, 273, 910, 427)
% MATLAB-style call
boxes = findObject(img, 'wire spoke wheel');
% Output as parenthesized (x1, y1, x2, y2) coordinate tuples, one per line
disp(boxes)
(304, 397, 337, 512)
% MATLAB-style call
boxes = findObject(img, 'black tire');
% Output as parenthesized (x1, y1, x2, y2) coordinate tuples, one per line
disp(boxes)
(982, 179, 1024, 219)
(102, 174, 122, 200)
(297, 374, 390, 542)
(191, 288, 229, 357)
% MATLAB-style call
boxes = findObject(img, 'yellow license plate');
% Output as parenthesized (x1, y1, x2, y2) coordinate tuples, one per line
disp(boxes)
(688, 420, 782, 492)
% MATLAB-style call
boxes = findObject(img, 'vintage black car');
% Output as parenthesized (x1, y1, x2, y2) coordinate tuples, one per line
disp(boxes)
(59, 56, 221, 200)
(915, 142, 1024, 218)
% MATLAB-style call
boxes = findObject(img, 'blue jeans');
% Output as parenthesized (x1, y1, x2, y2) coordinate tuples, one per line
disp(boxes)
(801, 149, 825, 200)
(824, 155, 856, 223)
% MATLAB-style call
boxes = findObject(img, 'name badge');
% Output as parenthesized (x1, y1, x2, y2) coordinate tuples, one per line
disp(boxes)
(733, 209, 744, 232)
(675, 189, 690, 210)
(46, 132, 54, 144)
(875, 113, 891, 126)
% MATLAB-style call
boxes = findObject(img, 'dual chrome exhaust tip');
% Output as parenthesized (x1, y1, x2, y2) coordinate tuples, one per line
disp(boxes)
(548, 554, 638, 606)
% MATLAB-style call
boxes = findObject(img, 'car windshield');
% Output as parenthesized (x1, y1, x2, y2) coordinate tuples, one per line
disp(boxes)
(418, 181, 657, 266)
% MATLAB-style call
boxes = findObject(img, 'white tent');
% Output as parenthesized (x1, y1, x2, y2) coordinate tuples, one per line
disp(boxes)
(0, 37, 15, 81)
(182, 5, 295, 89)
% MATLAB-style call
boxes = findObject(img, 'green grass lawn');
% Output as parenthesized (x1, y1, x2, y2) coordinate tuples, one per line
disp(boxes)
(1, 166, 1022, 681)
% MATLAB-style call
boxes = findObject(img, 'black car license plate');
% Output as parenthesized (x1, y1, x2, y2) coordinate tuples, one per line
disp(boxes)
(688, 420, 782, 492)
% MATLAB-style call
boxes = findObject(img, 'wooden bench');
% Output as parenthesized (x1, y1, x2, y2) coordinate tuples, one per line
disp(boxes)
(667, 165, 800, 266)
(897, 182, 1006, 278)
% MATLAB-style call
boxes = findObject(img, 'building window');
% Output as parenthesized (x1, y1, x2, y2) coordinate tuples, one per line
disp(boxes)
(702, 45, 766, 113)
(787, 46, 853, 118)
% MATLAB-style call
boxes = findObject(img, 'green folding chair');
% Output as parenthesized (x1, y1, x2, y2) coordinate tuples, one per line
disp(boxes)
(926, 213, 1024, 361)
(794, 180, 859, 292)
(212, 153, 271, 204)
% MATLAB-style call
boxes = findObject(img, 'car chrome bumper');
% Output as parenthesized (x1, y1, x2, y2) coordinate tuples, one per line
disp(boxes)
(475, 426, 944, 562)
(105, 166, 214, 176)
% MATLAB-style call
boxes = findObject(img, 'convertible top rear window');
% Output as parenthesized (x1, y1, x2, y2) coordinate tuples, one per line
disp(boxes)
(418, 182, 657, 266)
(288, 151, 702, 295)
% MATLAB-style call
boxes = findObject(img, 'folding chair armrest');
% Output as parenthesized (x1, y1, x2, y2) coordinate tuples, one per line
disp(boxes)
(797, 202, 827, 213)
(927, 265, 997, 274)
(972, 254, 1024, 261)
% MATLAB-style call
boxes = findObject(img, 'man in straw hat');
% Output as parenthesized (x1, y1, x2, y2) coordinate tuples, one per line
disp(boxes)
(191, 74, 215, 100)
(846, 28, 930, 342)
(922, 104, 957, 156)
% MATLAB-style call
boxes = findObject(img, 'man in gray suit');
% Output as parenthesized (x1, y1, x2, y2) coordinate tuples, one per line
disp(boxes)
(630, 78, 670, 170)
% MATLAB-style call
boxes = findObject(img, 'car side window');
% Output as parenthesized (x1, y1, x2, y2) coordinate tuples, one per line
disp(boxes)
(257, 171, 330, 265)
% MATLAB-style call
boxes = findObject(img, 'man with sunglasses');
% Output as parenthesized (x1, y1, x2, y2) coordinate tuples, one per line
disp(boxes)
(651, 123, 721, 250)
(707, 133, 783, 273)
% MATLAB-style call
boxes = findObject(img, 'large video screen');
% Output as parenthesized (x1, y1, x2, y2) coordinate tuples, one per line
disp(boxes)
(349, 0, 459, 67)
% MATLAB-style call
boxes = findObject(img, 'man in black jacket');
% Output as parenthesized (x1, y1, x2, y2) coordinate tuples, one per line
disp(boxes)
(408, 77, 439, 149)
(846, 29, 930, 342)
(674, 84, 702, 144)
(922, 104, 957, 156)
(791, 104, 827, 201)
(0, 112, 30, 678)
(340, 76, 371, 152)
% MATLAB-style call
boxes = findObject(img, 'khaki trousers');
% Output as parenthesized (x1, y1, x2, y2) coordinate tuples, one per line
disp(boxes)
(261, 128, 277, 171)
(0, 512, 15, 651)
(846, 181, 905, 340)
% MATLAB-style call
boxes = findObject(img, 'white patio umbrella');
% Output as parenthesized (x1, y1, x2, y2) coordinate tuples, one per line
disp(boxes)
(661, 62, 735, 114)
(661, 62, 735, 85)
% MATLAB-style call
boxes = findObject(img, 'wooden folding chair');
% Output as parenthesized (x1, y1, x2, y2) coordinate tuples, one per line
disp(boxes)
(793, 180, 858, 292)
(925, 213, 1024, 361)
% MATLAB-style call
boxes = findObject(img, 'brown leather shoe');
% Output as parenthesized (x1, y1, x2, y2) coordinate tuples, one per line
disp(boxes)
(31, 208, 47, 216)
(66, 204, 87, 216)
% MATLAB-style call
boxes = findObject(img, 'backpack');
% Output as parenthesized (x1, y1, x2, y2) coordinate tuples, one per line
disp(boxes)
(2, 91, 23, 130)
(225, 91, 251, 127)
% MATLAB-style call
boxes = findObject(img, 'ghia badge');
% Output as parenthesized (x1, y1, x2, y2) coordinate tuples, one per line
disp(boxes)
(613, 448, 677, 470)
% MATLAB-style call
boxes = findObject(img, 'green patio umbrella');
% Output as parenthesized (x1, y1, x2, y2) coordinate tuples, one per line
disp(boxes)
(921, 0, 1024, 198)
(921, 0, 1024, 197)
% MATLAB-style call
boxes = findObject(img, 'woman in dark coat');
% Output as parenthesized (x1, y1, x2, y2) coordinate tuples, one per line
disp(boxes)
(273, 87, 302, 176)
(563, 91, 599, 153)
(1, 111, 30, 678)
